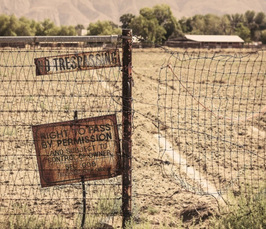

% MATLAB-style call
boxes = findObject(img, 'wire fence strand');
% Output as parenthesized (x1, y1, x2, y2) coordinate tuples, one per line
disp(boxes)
(157, 49, 266, 199)
(1, 40, 266, 228)
(0, 39, 123, 228)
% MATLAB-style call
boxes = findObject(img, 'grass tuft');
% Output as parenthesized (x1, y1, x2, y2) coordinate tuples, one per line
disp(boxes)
(210, 185, 266, 229)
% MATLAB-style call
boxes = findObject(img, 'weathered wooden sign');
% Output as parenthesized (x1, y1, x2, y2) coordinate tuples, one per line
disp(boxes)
(34, 49, 121, 75)
(32, 115, 121, 187)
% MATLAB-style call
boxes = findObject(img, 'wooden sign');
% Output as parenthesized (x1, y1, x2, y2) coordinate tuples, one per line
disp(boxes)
(34, 49, 121, 75)
(32, 115, 121, 187)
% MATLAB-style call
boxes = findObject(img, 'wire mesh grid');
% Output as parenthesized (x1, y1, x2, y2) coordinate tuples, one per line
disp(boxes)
(157, 50, 266, 199)
(0, 38, 123, 228)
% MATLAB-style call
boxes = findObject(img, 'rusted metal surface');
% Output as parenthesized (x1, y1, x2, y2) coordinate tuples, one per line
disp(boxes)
(32, 114, 121, 187)
(34, 49, 121, 76)
(122, 29, 133, 228)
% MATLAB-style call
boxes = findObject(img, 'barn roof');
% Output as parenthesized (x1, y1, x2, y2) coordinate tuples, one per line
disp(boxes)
(185, 35, 244, 43)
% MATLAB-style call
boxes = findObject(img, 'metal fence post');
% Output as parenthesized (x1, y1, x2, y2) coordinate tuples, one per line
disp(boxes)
(122, 29, 133, 228)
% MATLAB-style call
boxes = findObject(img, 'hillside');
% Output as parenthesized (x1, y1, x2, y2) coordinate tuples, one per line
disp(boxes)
(0, 0, 266, 26)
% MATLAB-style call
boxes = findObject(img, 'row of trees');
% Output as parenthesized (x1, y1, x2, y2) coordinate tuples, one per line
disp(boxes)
(179, 11, 266, 42)
(1, 4, 266, 44)
(86, 4, 182, 44)
(0, 14, 77, 36)
(119, 5, 182, 44)
(118, 5, 266, 43)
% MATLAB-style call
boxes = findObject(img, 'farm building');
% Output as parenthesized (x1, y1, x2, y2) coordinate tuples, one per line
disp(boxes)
(166, 35, 244, 48)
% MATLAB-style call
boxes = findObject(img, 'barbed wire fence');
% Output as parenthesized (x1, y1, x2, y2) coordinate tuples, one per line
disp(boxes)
(157, 49, 265, 201)
(0, 35, 127, 228)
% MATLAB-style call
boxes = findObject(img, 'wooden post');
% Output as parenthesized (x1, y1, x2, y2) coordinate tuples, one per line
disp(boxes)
(122, 29, 133, 228)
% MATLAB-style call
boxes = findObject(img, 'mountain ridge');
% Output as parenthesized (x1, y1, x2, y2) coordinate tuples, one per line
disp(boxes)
(0, 0, 265, 26)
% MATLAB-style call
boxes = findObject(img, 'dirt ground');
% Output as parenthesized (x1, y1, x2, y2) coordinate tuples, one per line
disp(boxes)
(131, 48, 265, 227)
(0, 47, 265, 228)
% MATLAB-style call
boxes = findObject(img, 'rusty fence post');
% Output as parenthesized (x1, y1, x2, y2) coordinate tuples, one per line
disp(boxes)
(122, 29, 133, 228)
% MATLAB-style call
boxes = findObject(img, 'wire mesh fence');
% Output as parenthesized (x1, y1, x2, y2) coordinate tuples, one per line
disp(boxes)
(0, 36, 124, 228)
(157, 50, 266, 200)
(1, 36, 266, 228)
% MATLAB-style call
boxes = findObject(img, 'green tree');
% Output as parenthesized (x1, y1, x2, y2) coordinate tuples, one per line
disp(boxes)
(245, 10, 256, 24)
(244, 10, 258, 40)
(130, 4, 182, 43)
(130, 15, 166, 44)
(179, 17, 193, 33)
(87, 20, 121, 35)
(254, 12, 266, 26)
(189, 14, 231, 35)
(226, 13, 245, 32)
(75, 24, 84, 30)
(15, 17, 36, 36)
(203, 14, 224, 35)
(261, 30, 266, 44)
(7, 14, 19, 36)
(120, 13, 135, 29)
(219, 15, 231, 35)
(75, 24, 85, 34)
(139, 7, 155, 20)
(35, 19, 58, 36)
(0, 14, 11, 35)
(0, 14, 19, 36)
(235, 23, 251, 42)
(29, 20, 39, 34)
(153, 4, 182, 40)
(57, 25, 76, 36)
(190, 15, 205, 34)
